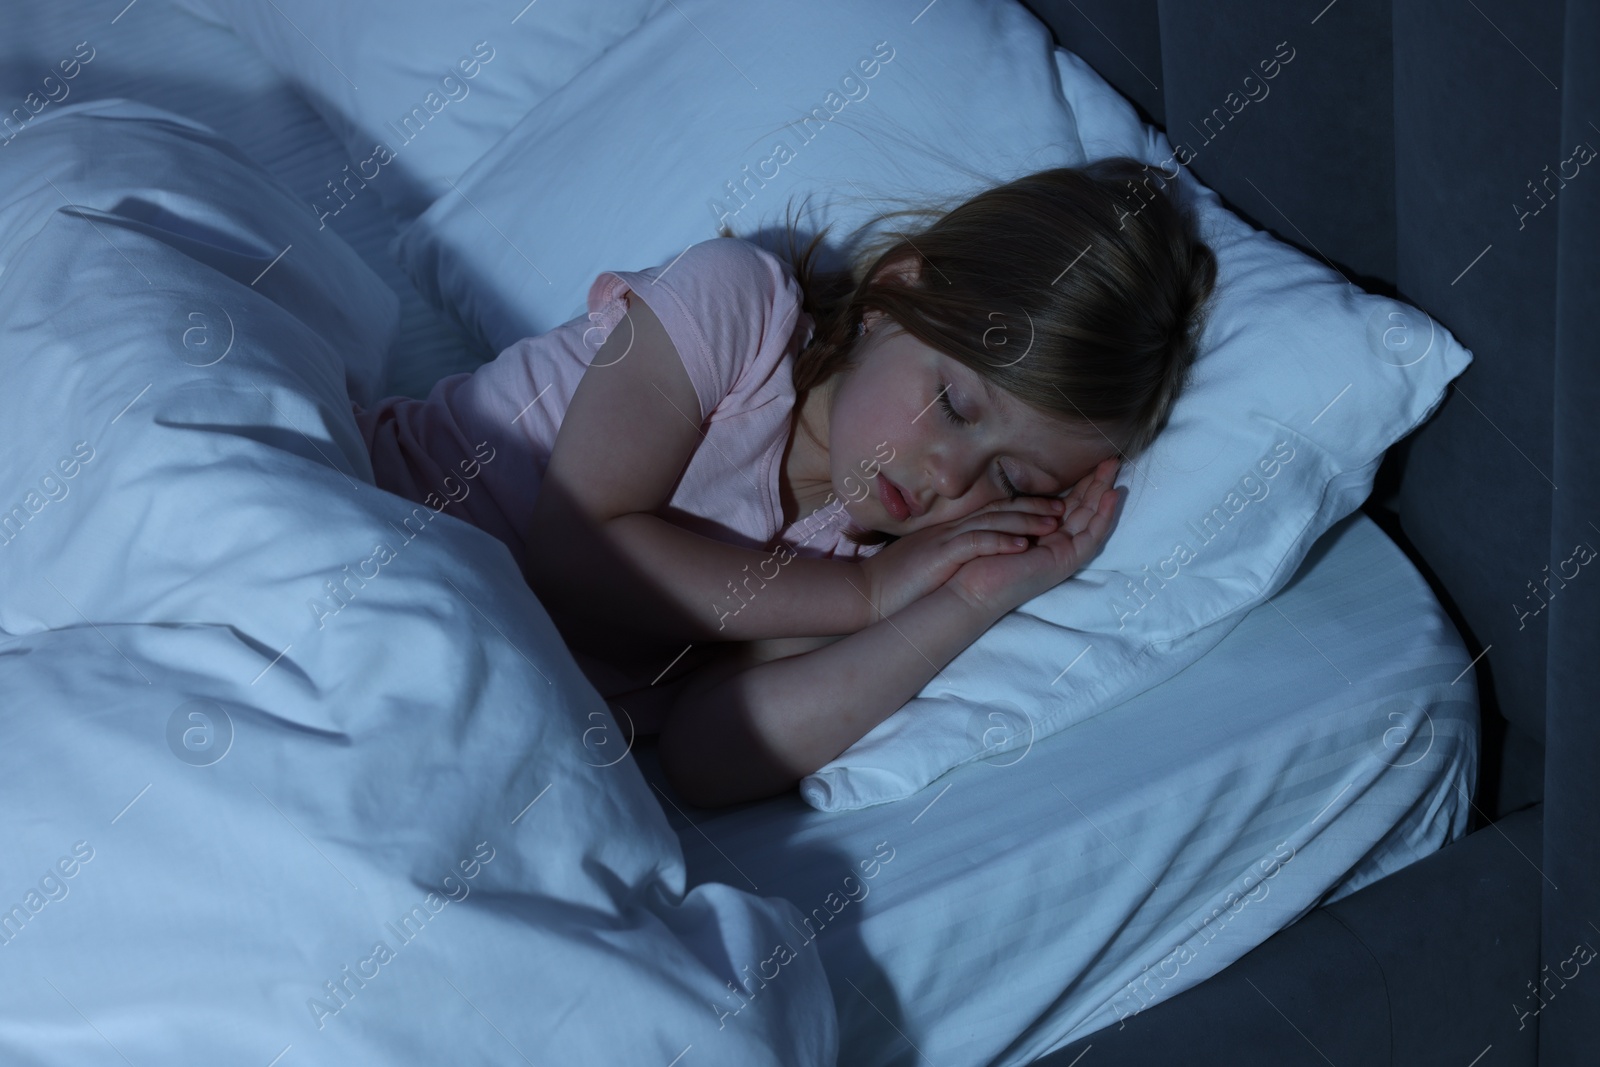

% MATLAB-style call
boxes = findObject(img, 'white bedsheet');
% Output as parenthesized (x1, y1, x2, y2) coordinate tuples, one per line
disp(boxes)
(635, 512, 1478, 1066)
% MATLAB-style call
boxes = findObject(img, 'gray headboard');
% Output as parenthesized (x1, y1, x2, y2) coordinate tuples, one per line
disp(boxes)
(1021, 0, 1597, 1055)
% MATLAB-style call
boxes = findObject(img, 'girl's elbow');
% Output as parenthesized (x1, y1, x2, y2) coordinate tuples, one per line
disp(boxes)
(657, 697, 803, 808)
(657, 716, 719, 807)
(519, 528, 560, 601)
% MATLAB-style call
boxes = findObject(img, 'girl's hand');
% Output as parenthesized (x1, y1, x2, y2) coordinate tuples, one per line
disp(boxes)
(946, 458, 1122, 618)
(857, 495, 1066, 624)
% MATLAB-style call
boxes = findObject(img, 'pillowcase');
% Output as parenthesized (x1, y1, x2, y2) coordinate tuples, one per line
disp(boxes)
(172, 0, 659, 220)
(393, 0, 1084, 351)
(391, 0, 1473, 811)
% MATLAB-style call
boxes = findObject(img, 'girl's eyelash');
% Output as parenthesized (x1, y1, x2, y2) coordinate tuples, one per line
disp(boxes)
(937, 384, 968, 426)
(939, 381, 1021, 499)
(998, 466, 1021, 500)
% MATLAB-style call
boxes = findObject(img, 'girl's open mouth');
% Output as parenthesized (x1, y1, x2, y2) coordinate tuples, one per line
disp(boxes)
(877, 473, 912, 521)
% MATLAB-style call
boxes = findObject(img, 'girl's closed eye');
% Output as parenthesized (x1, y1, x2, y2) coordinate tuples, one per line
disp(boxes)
(937, 382, 968, 426)
(938, 382, 1021, 499)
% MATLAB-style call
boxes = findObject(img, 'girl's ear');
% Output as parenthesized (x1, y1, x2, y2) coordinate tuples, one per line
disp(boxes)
(869, 254, 921, 289)
(862, 254, 920, 339)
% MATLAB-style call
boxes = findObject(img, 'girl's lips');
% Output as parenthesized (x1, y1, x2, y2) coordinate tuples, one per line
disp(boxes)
(877, 473, 912, 521)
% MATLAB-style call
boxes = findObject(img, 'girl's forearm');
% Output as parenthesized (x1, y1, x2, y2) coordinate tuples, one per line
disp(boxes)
(658, 585, 1007, 807)
(524, 509, 870, 645)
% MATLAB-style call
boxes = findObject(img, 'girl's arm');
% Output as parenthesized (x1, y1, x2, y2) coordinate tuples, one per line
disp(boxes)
(657, 585, 1004, 807)
(523, 291, 872, 645)
(656, 457, 1124, 808)
(602, 634, 848, 738)
(530, 493, 876, 645)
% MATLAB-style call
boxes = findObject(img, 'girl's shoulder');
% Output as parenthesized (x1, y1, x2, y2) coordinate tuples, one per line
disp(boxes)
(596, 236, 802, 340)
(583, 236, 808, 425)
(671, 236, 801, 299)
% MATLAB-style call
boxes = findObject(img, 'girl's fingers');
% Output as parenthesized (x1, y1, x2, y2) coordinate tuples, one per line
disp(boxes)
(962, 530, 1033, 558)
(1050, 483, 1119, 568)
(1061, 509, 1091, 537)
(972, 495, 1064, 518)
(1057, 465, 1103, 511)
(1078, 486, 1119, 549)
(1071, 457, 1121, 497)
(952, 510, 1060, 538)
(1062, 462, 1120, 530)
(1094, 460, 1122, 499)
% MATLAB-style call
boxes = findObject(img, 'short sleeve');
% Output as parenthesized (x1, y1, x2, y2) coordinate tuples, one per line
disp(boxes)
(584, 237, 804, 423)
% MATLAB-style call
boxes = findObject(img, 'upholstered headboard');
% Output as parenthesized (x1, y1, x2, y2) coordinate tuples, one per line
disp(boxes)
(1021, 0, 1596, 1056)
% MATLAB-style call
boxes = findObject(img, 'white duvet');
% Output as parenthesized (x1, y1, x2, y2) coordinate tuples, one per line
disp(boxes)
(0, 100, 834, 1066)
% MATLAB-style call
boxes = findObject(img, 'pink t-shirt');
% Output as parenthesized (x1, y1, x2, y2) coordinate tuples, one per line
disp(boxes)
(352, 237, 882, 574)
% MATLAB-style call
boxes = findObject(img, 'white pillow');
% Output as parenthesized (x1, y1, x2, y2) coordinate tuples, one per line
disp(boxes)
(393, 0, 1085, 350)
(173, 0, 659, 219)
(392, 1, 1473, 811)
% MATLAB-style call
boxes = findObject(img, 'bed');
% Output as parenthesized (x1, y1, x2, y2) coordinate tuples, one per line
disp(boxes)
(0, 1, 1480, 1064)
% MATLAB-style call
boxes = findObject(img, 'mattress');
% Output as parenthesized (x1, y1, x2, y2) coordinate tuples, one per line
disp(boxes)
(2, 4, 1476, 1065)
(631, 511, 1478, 1065)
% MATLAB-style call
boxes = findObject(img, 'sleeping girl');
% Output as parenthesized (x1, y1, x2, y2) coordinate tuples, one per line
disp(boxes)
(351, 156, 1218, 807)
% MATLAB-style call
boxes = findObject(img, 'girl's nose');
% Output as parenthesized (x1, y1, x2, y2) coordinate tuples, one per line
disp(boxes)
(927, 449, 989, 502)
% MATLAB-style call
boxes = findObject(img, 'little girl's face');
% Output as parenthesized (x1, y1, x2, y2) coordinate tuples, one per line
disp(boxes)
(827, 311, 1120, 535)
